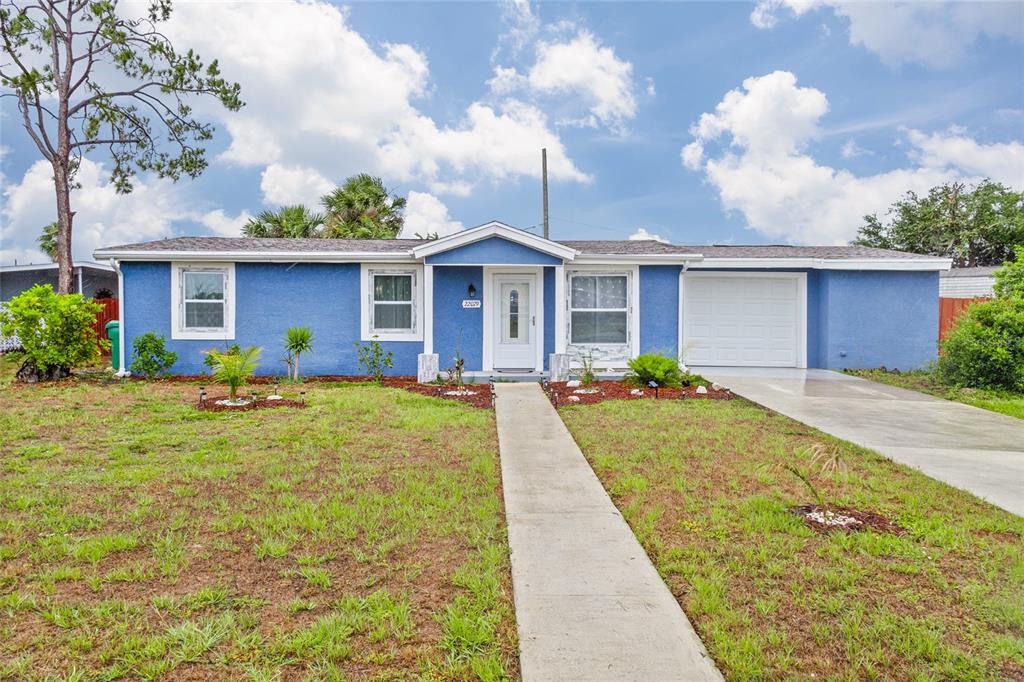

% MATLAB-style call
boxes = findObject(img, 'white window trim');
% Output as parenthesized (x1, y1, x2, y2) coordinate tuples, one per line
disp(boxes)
(170, 262, 235, 341)
(565, 266, 639, 354)
(360, 263, 424, 342)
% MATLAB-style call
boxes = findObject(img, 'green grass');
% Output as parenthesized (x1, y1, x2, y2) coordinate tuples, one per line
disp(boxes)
(846, 368, 1024, 420)
(0, 356, 517, 680)
(561, 398, 1024, 681)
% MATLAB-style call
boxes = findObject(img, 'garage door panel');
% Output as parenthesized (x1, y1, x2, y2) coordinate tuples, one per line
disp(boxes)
(684, 274, 803, 368)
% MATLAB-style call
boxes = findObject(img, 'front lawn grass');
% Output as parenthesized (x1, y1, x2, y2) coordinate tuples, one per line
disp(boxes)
(846, 368, 1024, 420)
(561, 398, 1024, 680)
(0, 364, 517, 679)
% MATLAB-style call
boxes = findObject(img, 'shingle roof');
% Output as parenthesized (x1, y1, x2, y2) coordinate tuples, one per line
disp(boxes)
(95, 236, 937, 260)
(674, 244, 940, 260)
(940, 266, 1001, 278)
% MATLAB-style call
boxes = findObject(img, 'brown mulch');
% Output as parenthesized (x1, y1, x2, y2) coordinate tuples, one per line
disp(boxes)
(789, 504, 906, 535)
(545, 379, 733, 407)
(196, 395, 308, 412)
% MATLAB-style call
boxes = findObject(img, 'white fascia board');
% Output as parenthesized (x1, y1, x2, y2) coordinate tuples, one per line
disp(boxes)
(92, 250, 417, 263)
(2, 261, 115, 273)
(410, 222, 579, 261)
(688, 257, 952, 271)
(573, 254, 705, 265)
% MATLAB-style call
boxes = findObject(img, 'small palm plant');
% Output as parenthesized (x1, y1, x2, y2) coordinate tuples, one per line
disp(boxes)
(284, 326, 313, 381)
(208, 346, 262, 402)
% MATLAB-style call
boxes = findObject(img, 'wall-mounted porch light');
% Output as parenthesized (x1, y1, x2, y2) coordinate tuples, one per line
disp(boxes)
(467, 283, 477, 298)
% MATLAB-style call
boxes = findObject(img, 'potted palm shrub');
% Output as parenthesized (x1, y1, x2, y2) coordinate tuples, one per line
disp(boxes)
(284, 326, 313, 381)
(207, 346, 262, 405)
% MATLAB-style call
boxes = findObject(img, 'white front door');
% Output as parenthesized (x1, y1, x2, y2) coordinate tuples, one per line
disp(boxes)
(492, 274, 537, 369)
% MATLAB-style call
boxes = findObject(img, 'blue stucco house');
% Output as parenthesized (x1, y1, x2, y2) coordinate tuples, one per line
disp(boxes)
(93, 221, 951, 380)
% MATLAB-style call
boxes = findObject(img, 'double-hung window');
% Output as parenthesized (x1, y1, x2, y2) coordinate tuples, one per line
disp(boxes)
(172, 263, 235, 339)
(569, 273, 629, 345)
(364, 267, 420, 340)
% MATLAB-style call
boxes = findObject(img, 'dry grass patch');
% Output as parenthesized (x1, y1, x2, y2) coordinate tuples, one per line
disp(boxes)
(0, 361, 517, 680)
(561, 398, 1024, 681)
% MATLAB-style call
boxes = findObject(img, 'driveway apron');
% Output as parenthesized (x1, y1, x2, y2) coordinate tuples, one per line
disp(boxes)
(494, 382, 722, 682)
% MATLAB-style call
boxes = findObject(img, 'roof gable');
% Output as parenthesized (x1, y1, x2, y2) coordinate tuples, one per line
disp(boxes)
(410, 221, 578, 261)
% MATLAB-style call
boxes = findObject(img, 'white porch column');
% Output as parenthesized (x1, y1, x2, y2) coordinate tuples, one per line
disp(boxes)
(423, 264, 434, 355)
(554, 264, 566, 354)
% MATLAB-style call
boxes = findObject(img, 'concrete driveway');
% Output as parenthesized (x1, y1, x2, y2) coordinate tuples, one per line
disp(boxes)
(699, 368, 1024, 517)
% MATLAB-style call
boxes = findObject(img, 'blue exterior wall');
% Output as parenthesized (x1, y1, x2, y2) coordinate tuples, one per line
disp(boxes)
(543, 267, 555, 369)
(432, 266, 483, 372)
(424, 237, 562, 266)
(121, 262, 421, 376)
(639, 265, 682, 355)
(817, 270, 938, 370)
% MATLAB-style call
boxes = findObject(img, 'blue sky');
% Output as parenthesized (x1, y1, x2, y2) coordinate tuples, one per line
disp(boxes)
(2, 0, 1022, 264)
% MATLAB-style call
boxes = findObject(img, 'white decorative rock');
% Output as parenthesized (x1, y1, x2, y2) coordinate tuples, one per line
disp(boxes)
(267, 395, 283, 401)
(630, 388, 644, 396)
(696, 385, 708, 394)
(568, 395, 581, 402)
(566, 379, 582, 388)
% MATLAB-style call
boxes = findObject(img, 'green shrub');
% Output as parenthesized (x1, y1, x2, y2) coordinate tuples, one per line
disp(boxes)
(355, 338, 393, 385)
(937, 297, 1024, 391)
(129, 332, 177, 379)
(0, 284, 105, 381)
(625, 352, 684, 388)
(993, 246, 1024, 300)
(207, 346, 262, 401)
(203, 343, 241, 372)
(284, 326, 313, 381)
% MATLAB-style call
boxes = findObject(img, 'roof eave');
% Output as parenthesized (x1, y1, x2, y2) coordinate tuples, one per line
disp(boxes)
(688, 257, 953, 271)
(93, 249, 417, 263)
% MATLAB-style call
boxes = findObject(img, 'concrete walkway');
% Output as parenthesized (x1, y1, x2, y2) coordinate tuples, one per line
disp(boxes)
(701, 368, 1024, 517)
(494, 383, 721, 682)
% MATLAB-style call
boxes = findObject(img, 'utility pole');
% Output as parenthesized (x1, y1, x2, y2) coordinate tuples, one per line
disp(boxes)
(542, 147, 549, 239)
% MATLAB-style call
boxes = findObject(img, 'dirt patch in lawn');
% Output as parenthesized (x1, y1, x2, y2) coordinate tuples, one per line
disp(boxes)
(196, 395, 308, 412)
(545, 379, 733, 407)
(789, 504, 906, 535)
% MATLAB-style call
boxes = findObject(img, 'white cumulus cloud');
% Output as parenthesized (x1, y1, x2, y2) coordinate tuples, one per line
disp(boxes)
(629, 228, 668, 243)
(400, 192, 464, 239)
(681, 71, 1024, 245)
(751, 1, 1024, 67)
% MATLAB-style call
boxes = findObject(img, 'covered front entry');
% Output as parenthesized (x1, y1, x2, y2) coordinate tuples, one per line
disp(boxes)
(486, 270, 543, 371)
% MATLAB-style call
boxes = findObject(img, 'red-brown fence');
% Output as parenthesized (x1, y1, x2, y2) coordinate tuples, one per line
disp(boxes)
(93, 298, 119, 353)
(939, 297, 989, 341)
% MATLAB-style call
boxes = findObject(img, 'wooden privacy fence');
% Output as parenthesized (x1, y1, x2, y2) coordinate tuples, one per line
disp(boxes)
(92, 298, 119, 353)
(939, 297, 989, 341)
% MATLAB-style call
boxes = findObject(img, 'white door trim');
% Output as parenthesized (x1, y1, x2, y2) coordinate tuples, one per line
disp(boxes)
(682, 271, 807, 369)
(483, 266, 544, 372)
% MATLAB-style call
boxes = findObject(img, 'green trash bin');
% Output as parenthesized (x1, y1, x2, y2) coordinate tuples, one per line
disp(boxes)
(106, 320, 120, 371)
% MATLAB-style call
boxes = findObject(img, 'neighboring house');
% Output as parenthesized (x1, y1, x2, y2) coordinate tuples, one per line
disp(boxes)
(93, 221, 951, 379)
(0, 261, 118, 301)
(939, 266, 998, 299)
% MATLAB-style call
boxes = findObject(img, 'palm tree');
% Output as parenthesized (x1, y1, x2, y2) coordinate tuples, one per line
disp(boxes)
(320, 174, 406, 239)
(208, 346, 262, 402)
(242, 205, 325, 238)
(38, 222, 59, 262)
(284, 326, 313, 381)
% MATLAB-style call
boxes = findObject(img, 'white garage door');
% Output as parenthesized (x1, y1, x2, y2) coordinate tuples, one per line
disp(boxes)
(683, 273, 805, 367)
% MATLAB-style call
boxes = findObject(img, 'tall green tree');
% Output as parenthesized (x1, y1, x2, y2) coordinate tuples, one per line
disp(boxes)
(38, 221, 58, 261)
(242, 205, 324, 238)
(994, 245, 1024, 300)
(321, 173, 406, 239)
(853, 180, 1023, 267)
(1, 0, 242, 294)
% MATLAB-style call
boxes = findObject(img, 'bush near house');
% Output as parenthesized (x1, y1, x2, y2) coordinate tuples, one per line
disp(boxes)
(0, 284, 105, 382)
(625, 352, 685, 388)
(129, 332, 178, 379)
(937, 254, 1024, 392)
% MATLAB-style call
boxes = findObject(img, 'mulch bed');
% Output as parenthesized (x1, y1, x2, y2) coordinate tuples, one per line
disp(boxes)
(545, 380, 733, 407)
(789, 504, 906, 535)
(196, 396, 307, 412)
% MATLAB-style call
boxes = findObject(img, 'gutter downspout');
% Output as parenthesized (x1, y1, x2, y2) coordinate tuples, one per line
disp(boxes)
(679, 261, 690, 371)
(109, 258, 130, 377)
